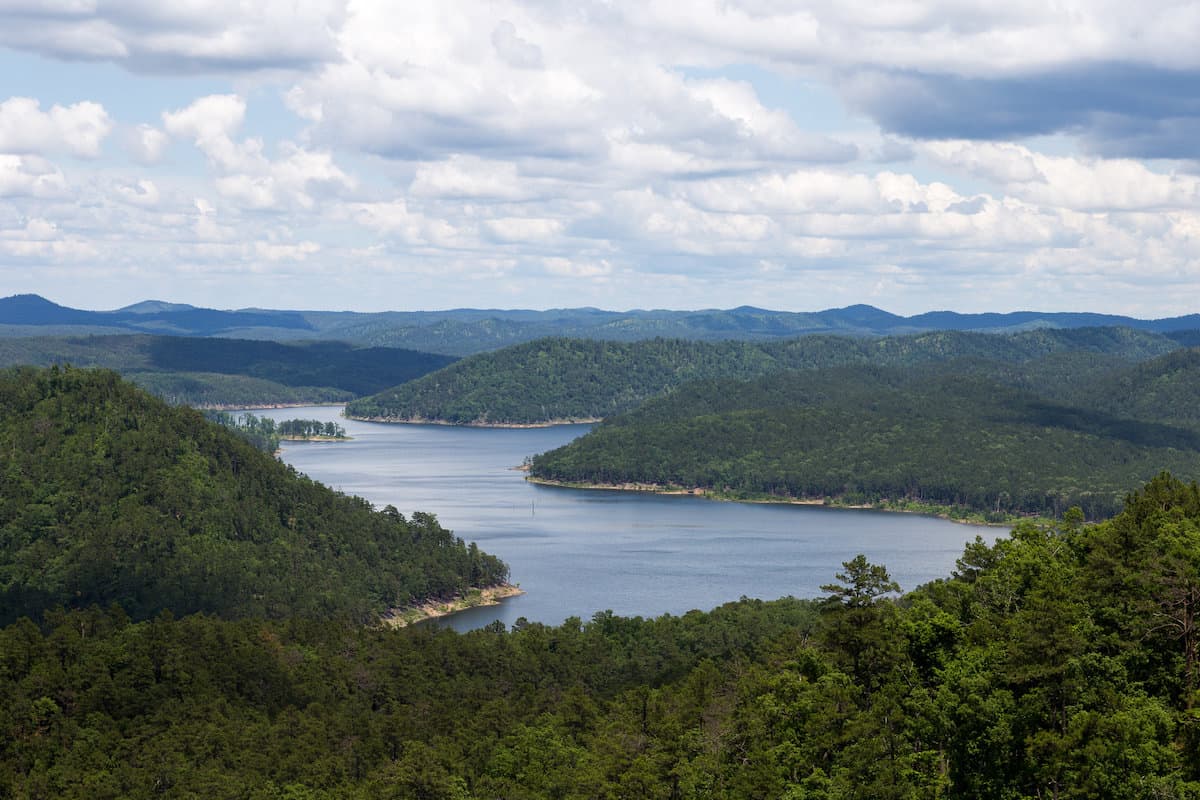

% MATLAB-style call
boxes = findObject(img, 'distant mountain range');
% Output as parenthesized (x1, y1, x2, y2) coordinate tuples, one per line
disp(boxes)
(3, 293, 1199, 355)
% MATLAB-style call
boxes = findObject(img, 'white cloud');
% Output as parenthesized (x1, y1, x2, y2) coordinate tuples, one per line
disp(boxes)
(0, 216, 97, 260)
(410, 156, 527, 200)
(164, 94, 353, 210)
(485, 217, 563, 242)
(347, 200, 466, 247)
(125, 123, 169, 164)
(491, 20, 542, 70)
(285, 3, 857, 175)
(255, 240, 320, 261)
(3, 0, 1196, 79)
(0, 0, 346, 71)
(162, 94, 256, 172)
(543, 256, 611, 278)
(114, 178, 160, 207)
(3, 1, 1200, 314)
(0, 97, 112, 158)
(0, 155, 69, 198)
(923, 140, 1200, 211)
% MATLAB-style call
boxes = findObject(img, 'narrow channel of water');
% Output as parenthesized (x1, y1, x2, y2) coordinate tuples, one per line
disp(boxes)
(250, 406, 1003, 631)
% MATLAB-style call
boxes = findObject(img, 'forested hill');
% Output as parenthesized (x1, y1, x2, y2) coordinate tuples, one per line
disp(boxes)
(6, 293, 1200, 355)
(347, 327, 1179, 425)
(0, 334, 455, 407)
(529, 359, 1200, 520)
(6, 475, 1200, 796)
(0, 366, 506, 625)
(347, 337, 781, 423)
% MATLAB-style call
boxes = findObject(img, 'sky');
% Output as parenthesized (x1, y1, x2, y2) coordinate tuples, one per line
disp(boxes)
(0, 2, 1198, 316)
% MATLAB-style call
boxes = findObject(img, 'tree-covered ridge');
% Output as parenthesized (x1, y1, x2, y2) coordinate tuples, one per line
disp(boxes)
(7, 292, 1200, 355)
(530, 363, 1200, 520)
(0, 334, 456, 406)
(347, 337, 783, 423)
(347, 327, 1180, 425)
(5, 475, 1200, 797)
(0, 366, 507, 625)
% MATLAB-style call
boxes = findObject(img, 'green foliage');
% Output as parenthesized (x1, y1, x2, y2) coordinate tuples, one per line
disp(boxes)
(347, 337, 781, 424)
(203, 410, 282, 453)
(348, 327, 1180, 425)
(129, 371, 352, 407)
(0, 366, 507, 625)
(276, 418, 347, 439)
(6, 475, 1200, 795)
(530, 364, 1200, 519)
(0, 333, 455, 406)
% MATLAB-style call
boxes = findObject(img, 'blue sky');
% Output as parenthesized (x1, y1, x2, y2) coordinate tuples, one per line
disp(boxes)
(1, 1, 1198, 316)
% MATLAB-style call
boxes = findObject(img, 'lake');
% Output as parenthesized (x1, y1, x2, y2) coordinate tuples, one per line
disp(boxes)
(250, 406, 1003, 631)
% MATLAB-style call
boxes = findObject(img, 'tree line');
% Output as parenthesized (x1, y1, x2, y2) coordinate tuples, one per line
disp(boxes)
(530, 363, 1200, 520)
(4, 474, 1200, 796)
(0, 366, 507, 625)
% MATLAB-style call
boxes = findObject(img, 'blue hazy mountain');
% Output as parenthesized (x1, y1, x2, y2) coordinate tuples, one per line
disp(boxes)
(3, 293, 1199, 355)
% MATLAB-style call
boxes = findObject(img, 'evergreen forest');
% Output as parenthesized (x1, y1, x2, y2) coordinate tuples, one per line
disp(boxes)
(347, 327, 1182, 425)
(0, 366, 506, 625)
(0, 334, 455, 407)
(4, 474, 1200, 797)
(529, 354, 1200, 520)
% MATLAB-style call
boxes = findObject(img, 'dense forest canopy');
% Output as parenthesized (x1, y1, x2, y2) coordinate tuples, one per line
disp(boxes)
(348, 327, 1181, 425)
(4, 475, 1200, 797)
(0, 334, 455, 407)
(0, 366, 506, 625)
(530, 356, 1200, 520)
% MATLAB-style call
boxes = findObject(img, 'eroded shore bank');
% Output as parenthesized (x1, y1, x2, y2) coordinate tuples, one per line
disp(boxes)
(383, 584, 526, 628)
(525, 476, 1019, 526)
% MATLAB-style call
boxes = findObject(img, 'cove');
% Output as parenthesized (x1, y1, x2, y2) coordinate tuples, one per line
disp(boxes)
(250, 406, 1004, 631)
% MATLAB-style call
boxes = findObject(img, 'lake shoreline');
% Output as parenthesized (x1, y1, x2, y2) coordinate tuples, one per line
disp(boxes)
(382, 584, 526, 628)
(345, 414, 601, 428)
(525, 476, 1016, 527)
(201, 401, 350, 410)
(278, 434, 353, 442)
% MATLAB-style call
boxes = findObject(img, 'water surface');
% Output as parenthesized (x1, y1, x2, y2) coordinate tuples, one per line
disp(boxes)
(251, 406, 1002, 630)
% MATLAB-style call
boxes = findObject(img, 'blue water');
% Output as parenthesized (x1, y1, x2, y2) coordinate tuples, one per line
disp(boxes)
(249, 406, 1002, 631)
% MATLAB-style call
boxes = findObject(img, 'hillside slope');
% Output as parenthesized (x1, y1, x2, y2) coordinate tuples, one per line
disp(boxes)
(0, 366, 506, 625)
(348, 327, 1180, 425)
(0, 334, 455, 406)
(529, 364, 1200, 519)
(4, 476, 1200, 796)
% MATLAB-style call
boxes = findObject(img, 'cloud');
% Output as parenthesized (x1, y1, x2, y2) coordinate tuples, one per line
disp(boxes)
(923, 140, 1200, 211)
(4, 1, 1200, 314)
(164, 94, 353, 210)
(114, 178, 160, 207)
(287, 3, 858, 174)
(0, 154, 69, 197)
(0, 0, 346, 72)
(0, 96, 113, 157)
(485, 217, 564, 242)
(839, 63, 1200, 158)
(491, 20, 543, 70)
(255, 240, 320, 261)
(162, 94, 254, 171)
(409, 155, 528, 200)
(125, 123, 169, 163)
(0, 217, 97, 260)
(542, 256, 611, 278)
(346, 200, 466, 247)
(2, 1, 1197, 160)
